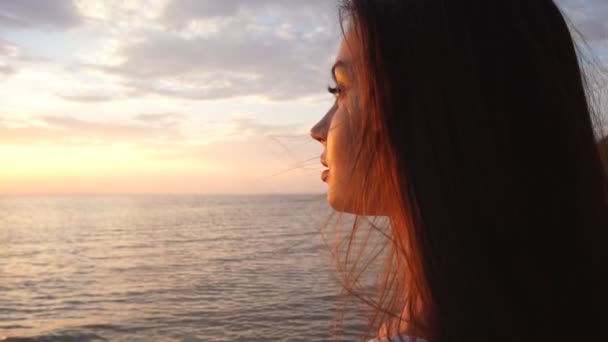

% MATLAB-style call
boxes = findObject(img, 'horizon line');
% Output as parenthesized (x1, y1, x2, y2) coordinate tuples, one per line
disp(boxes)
(0, 192, 327, 197)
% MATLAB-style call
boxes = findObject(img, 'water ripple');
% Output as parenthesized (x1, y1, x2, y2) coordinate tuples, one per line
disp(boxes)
(0, 194, 368, 341)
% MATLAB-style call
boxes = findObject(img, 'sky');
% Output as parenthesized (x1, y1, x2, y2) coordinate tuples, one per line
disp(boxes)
(0, 0, 606, 195)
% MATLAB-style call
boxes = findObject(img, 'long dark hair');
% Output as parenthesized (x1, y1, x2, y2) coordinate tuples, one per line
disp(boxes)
(330, 1, 608, 341)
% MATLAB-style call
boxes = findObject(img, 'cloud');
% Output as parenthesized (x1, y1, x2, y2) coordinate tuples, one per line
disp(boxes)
(0, 0, 82, 30)
(162, 0, 242, 21)
(0, 115, 182, 145)
(0, 64, 15, 75)
(57, 93, 117, 103)
(162, 0, 329, 24)
(139, 116, 319, 179)
(0, 38, 54, 77)
(93, 29, 338, 101)
(0, 114, 312, 155)
(557, 0, 608, 42)
(134, 112, 184, 125)
(0, 39, 19, 75)
(40, 115, 182, 140)
(82, 0, 341, 101)
(0, 39, 18, 57)
(226, 116, 304, 137)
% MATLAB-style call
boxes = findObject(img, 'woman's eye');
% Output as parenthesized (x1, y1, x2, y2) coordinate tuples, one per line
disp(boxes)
(327, 85, 344, 99)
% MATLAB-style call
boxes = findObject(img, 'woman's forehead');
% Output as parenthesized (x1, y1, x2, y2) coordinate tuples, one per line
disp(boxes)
(332, 33, 359, 82)
(335, 29, 358, 64)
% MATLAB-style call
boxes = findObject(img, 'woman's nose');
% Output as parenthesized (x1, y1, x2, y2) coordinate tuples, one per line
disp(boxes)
(310, 119, 327, 144)
(310, 105, 335, 144)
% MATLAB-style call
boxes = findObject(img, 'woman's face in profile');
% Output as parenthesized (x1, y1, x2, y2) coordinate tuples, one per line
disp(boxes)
(310, 30, 383, 215)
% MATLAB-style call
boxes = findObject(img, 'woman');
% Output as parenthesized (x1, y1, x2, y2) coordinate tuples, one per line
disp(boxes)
(310, 1, 608, 341)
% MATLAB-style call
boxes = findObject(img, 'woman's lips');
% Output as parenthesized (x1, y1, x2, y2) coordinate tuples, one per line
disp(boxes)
(320, 156, 329, 182)
(321, 169, 329, 182)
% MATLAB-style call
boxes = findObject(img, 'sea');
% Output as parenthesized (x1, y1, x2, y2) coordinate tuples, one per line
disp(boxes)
(0, 194, 372, 342)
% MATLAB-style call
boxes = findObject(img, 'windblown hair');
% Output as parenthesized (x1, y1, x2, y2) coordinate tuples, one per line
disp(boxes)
(329, 1, 608, 341)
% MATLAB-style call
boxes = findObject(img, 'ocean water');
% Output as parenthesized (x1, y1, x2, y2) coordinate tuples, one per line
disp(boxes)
(0, 194, 369, 341)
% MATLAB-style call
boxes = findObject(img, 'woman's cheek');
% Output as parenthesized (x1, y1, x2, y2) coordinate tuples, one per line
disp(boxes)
(325, 109, 345, 202)
(329, 107, 360, 210)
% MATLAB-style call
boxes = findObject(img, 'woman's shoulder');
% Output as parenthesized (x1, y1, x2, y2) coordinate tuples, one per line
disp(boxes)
(367, 335, 427, 342)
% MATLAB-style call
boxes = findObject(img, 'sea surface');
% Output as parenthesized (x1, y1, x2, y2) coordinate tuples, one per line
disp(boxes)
(0, 194, 370, 341)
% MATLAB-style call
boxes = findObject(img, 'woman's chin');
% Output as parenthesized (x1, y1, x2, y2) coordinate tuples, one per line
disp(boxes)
(327, 191, 359, 215)
(327, 191, 346, 212)
(327, 189, 387, 216)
